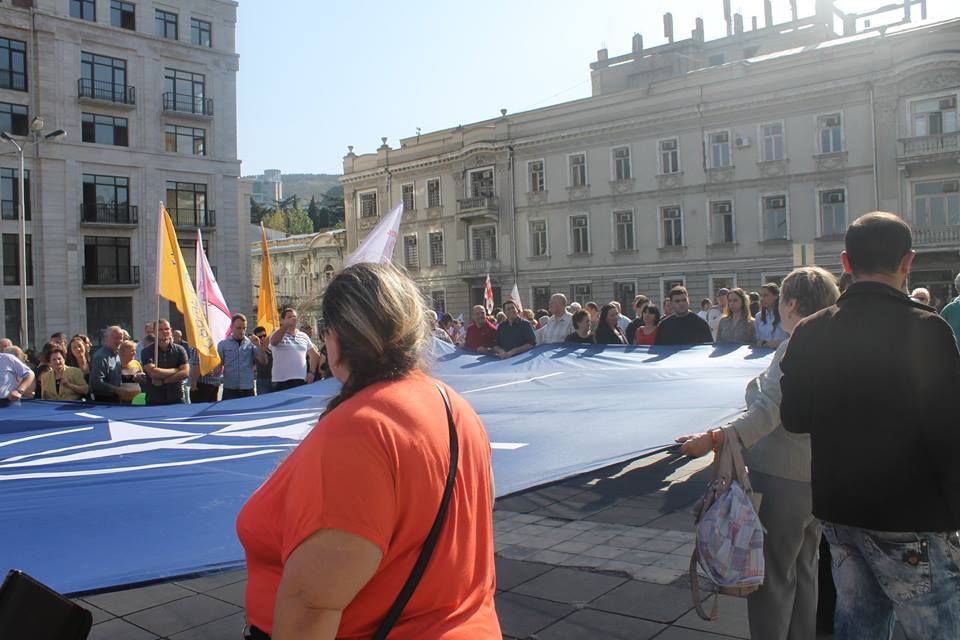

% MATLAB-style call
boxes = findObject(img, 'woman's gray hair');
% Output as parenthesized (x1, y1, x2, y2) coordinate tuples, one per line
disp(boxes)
(780, 267, 841, 318)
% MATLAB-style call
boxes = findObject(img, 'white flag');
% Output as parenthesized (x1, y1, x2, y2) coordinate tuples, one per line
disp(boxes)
(195, 229, 233, 340)
(507, 283, 524, 313)
(346, 201, 404, 267)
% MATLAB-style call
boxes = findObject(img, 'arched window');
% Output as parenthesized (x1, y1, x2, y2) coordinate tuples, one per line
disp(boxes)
(323, 264, 335, 284)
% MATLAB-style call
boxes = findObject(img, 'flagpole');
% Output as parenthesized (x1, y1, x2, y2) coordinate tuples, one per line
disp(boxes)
(155, 203, 163, 364)
(196, 229, 208, 325)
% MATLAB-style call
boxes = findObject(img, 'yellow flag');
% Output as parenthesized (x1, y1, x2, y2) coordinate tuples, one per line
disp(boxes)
(156, 203, 221, 374)
(257, 223, 279, 336)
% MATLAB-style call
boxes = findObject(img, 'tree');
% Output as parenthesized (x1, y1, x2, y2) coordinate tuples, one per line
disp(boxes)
(306, 196, 322, 232)
(261, 205, 313, 235)
(317, 185, 345, 229)
(249, 197, 268, 224)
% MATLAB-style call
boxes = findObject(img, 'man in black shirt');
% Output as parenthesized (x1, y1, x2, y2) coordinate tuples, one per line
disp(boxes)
(654, 286, 713, 345)
(493, 300, 536, 359)
(142, 319, 190, 405)
(780, 212, 960, 639)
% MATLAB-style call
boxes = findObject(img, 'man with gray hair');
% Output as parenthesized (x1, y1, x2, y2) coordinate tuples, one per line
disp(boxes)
(90, 325, 126, 403)
(941, 271, 960, 346)
(426, 309, 452, 344)
(536, 293, 574, 345)
(0, 338, 12, 352)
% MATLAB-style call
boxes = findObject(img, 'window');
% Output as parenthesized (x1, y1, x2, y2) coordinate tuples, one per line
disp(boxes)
(0, 103, 28, 136)
(710, 201, 734, 244)
(2, 233, 32, 285)
(70, 0, 96, 21)
(818, 114, 843, 154)
(760, 122, 785, 161)
(820, 189, 846, 237)
(529, 220, 548, 257)
(471, 225, 497, 260)
(80, 52, 129, 103)
(570, 283, 592, 306)
(4, 298, 35, 346)
(708, 131, 731, 168)
(469, 168, 494, 198)
(662, 277, 686, 301)
(81, 113, 128, 146)
(1, 168, 29, 221)
(914, 180, 960, 228)
(155, 9, 178, 39)
(912, 96, 958, 136)
(709, 275, 736, 301)
(431, 291, 446, 315)
(82, 174, 130, 223)
(403, 235, 419, 269)
(164, 68, 207, 114)
(191, 18, 212, 48)
(614, 210, 635, 251)
(613, 146, 632, 181)
(429, 231, 444, 266)
(358, 190, 377, 218)
(661, 206, 683, 247)
(111, 1, 136, 30)
(164, 125, 205, 155)
(427, 179, 441, 208)
(569, 153, 587, 187)
(84, 236, 132, 285)
(528, 160, 545, 192)
(0, 37, 27, 92)
(570, 215, 590, 254)
(166, 181, 209, 227)
(762, 195, 789, 240)
(401, 183, 415, 212)
(86, 297, 133, 345)
(659, 138, 679, 174)
(532, 286, 550, 312)
(615, 282, 636, 316)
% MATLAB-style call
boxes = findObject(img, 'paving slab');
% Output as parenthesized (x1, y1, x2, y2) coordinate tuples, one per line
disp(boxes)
(83, 582, 195, 617)
(536, 608, 666, 640)
(494, 557, 553, 591)
(511, 566, 627, 604)
(654, 626, 746, 639)
(173, 570, 246, 594)
(123, 593, 241, 637)
(590, 580, 698, 623)
(206, 579, 246, 607)
(674, 594, 750, 638)
(494, 591, 575, 638)
(168, 611, 246, 640)
(88, 618, 159, 640)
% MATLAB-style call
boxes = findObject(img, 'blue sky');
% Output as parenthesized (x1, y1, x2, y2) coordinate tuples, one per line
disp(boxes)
(236, 0, 955, 176)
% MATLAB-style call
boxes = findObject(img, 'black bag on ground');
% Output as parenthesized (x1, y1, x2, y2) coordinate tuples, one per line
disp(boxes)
(0, 570, 92, 640)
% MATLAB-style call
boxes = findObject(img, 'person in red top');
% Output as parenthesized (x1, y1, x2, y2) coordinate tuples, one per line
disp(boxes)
(237, 264, 500, 640)
(633, 304, 661, 346)
(463, 304, 497, 354)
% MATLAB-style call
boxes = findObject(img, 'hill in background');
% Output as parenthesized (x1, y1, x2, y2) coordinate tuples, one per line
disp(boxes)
(242, 173, 342, 203)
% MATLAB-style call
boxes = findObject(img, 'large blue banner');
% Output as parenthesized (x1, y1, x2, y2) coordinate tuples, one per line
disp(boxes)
(0, 343, 769, 594)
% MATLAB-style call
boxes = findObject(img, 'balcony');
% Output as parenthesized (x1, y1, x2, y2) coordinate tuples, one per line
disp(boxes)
(898, 132, 960, 163)
(162, 93, 214, 117)
(459, 259, 500, 276)
(80, 203, 138, 226)
(82, 266, 140, 287)
(78, 78, 136, 106)
(168, 208, 216, 229)
(913, 225, 960, 249)
(456, 196, 499, 222)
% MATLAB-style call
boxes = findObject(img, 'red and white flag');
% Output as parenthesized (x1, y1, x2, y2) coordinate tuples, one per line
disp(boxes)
(195, 229, 233, 340)
(483, 274, 495, 313)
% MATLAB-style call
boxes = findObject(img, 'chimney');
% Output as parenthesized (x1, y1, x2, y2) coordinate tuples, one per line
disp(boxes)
(632, 33, 644, 54)
(723, 0, 733, 36)
(903, 0, 911, 22)
(752, 16, 758, 30)
(734, 12, 744, 35)
(764, 0, 773, 27)
(790, 0, 799, 25)
(663, 13, 674, 43)
(693, 18, 705, 42)
(597, 48, 608, 61)
(920, 0, 927, 19)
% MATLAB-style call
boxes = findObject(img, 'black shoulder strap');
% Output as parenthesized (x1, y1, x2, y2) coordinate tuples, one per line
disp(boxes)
(372, 383, 459, 640)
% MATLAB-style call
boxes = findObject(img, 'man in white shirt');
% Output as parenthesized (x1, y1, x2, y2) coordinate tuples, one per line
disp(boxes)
(610, 301, 632, 333)
(269, 308, 321, 390)
(706, 287, 729, 339)
(0, 351, 34, 406)
(536, 294, 574, 344)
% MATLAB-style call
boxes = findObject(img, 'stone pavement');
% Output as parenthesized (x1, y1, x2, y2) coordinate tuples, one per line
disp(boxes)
(75, 451, 866, 639)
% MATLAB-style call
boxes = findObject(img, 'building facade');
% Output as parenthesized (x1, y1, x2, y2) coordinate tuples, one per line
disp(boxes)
(0, 0, 246, 346)
(342, 5, 960, 318)
(250, 229, 345, 333)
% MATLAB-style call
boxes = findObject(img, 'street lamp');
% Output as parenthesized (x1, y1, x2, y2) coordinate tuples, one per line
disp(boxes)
(1, 117, 66, 349)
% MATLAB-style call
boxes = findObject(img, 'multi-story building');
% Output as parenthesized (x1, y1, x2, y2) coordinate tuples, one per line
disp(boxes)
(0, 0, 246, 346)
(250, 228, 345, 333)
(244, 168, 282, 206)
(342, 2, 960, 317)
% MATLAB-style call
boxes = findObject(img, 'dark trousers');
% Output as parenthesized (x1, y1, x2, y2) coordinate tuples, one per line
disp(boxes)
(273, 379, 305, 391)
(92, 394, 119, 404)
(221, 388, 254, 401)
(243, 625, 270, 639)
(192, 382, 220, 403)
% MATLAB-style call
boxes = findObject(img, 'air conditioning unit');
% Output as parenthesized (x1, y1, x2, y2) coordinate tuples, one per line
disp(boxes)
(825, 191, 845, 204)
(822, 115, 841, 128)
(944, 180, 959, 193)
(715, 202, 732, 214)
(767, 197, 786, 208)
(735, 136, 751, 148)
(939, 96, 956, 110)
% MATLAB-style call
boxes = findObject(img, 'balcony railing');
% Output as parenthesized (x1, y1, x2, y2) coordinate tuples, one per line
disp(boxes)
(168, 208, 216, 229)
(78, 78, 136, 105)
(459, 258, 500, 276)
(162, 93, 214, 116)
(457, 195, 499, 216)
(82, 265, 140, 286)
(913, 225, 960, 246)
(898, 131, 960, 158)
(80, 203, 138, 225)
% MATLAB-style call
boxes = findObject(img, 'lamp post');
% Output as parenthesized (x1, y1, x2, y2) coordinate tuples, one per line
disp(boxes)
(1, 117, 66, 349)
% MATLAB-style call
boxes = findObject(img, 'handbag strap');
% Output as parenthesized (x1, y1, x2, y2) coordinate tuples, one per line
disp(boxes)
(372, 384, 460, 640)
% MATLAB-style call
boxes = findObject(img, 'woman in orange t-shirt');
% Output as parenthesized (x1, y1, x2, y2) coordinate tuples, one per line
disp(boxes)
(237, 264, 500, 640)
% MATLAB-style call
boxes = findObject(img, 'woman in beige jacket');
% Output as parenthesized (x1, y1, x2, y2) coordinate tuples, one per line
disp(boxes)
(40, 345, 89, 401)
(677, 267, 840, 640)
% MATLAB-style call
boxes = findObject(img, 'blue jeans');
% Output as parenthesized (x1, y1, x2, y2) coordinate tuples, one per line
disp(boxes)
(823, 522, 960, 640)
